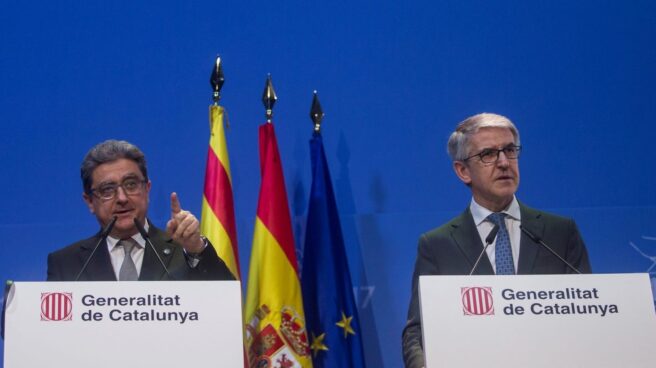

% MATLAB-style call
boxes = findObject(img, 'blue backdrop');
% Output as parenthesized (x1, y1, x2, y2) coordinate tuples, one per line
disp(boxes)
(1, 1, 655, 366)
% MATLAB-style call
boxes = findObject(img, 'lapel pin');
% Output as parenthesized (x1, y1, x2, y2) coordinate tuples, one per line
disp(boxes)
(163, 248, 172, 255)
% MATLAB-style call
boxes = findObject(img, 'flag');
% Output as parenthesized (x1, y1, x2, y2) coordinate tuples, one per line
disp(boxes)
(200, 104, 240, 279)
(244, 122, 313, 367)
(301, 133, 365, 367)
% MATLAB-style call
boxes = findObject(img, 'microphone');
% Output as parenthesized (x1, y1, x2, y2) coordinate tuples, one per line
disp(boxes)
(75, 216, 118, 281)
(469, 225, 500, 275)
(133, 218, 174, 280)
(519, 225, 582, 274)
(2, 280, 13, 339)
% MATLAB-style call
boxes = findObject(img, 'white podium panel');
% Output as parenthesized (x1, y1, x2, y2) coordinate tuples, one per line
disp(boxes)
(4, 281, 244, 368)
(419, 273, 656, 368)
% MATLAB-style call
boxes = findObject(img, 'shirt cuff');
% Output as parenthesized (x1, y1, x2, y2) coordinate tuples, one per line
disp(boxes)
(184, 236, 208, 268)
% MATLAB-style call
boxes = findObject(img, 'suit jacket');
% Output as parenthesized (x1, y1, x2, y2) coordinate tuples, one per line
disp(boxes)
(47, 224, 235, 282)
(402, 203, 591, 368)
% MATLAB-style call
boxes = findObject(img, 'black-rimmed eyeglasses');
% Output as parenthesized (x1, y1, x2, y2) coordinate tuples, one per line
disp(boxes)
(464, 145, 521, 164)
(90, 178, 147, 200)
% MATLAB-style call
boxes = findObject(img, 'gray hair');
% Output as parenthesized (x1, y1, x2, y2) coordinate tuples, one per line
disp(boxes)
(447, 113, 520, 161)
(81, 140, 148, 194)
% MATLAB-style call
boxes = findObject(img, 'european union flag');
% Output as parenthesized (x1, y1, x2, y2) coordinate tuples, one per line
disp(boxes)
(301, 133, 366, 367)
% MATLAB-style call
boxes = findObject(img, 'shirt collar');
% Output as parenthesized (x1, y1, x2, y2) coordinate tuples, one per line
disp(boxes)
(470, 196, 521, 226)
(106, 219, 149, 250)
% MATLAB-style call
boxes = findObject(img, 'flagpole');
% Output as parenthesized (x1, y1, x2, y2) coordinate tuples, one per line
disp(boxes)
(302, 90, 366, 366)
(246, 75, 314, 367)
(201, 55, 241, 280)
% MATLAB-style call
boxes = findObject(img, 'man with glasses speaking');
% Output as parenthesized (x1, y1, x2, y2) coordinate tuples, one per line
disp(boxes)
(47, 140, 234, 282)
(402, 113, 591, 368)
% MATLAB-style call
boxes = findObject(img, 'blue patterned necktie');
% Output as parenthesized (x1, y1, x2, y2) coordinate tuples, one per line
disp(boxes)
(488, 212, 515, 275)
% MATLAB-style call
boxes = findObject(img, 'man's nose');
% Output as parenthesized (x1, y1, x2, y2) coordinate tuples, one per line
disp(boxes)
(115, 186, 129, 201)
(496, 151, 510, 167)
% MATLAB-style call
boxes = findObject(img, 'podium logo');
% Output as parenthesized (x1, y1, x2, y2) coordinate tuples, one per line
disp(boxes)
(461, 287, 494, 316)
(41, 292, 73, 321)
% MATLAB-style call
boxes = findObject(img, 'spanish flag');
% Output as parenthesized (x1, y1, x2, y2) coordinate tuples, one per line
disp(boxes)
(200, 104, 240, 279)
(244, 122, 313, 367)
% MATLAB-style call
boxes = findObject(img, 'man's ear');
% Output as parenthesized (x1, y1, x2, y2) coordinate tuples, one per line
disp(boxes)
(453, 161, 472, 185)
(144, 180, 152, 204)
(82, 192, 95, 214)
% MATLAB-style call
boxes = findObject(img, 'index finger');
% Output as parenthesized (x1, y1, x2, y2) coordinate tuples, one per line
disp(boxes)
(170, 192, 182, 215)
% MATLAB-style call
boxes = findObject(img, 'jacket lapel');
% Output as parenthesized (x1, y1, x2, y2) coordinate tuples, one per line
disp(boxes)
(139, 225, 176, 280)
(517, 203, 545, 274)
(451, 208, 494, 275)
(78, 235, 116, 281)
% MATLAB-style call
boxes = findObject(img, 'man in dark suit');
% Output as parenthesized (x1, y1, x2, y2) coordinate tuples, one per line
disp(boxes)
(47, 139, 234, 282)
(402, 113, 591, 368)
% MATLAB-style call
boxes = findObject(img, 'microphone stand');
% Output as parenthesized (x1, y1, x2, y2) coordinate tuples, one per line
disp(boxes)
(469, 225, 500, 275)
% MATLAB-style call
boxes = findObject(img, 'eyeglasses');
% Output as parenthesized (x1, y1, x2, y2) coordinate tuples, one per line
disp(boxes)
(90, 178, 147, 200)
(464, 145, 521, 164)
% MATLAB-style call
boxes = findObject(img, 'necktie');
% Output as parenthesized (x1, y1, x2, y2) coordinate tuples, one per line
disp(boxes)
(487, 212, 515, 275)
(119, 239, 139, 281)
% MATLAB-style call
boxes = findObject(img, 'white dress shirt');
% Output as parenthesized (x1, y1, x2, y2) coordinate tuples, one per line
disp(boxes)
(106, 220, 148, 279)
(469, 196, 521, 273)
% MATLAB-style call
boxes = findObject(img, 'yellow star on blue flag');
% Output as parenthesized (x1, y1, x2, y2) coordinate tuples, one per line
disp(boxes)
(336, 312, 356, 338)
(310, 332, 329, 357)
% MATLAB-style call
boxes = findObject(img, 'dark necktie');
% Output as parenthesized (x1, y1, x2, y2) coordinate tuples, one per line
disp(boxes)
(487, 212, 515, 275)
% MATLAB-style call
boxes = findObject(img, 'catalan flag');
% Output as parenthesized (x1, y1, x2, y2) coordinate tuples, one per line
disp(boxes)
(244, 122, 313, 368)
(301, 133, 365, 367)
(200, 104, 240, 279)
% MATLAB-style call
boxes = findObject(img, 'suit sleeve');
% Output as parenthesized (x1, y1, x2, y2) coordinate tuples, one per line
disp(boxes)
(402, 234, 440, 368)
(47, 252, 62, 281)
(183, 240, 236, 281)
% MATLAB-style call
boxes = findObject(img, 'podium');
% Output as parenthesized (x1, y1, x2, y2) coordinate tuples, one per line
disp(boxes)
(419, 273, 656, 368)
(3, 281, 244, 368)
